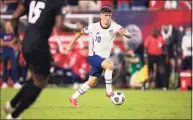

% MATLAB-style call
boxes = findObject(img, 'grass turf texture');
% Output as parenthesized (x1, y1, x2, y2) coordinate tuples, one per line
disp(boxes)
(0, 88, 191, 119)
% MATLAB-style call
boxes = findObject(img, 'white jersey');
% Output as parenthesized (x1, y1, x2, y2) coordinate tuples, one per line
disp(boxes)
(83, 22, 122, 58)
(181, 34, 192, 57)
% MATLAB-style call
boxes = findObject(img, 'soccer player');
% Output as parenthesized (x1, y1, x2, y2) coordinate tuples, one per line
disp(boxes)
(65, 6, 132, 108)
(3, 0, 67, 119)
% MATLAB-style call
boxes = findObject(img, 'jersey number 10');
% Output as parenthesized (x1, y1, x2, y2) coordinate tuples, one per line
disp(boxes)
(95, 36, 101, 43)
(29, 1, 45, 24)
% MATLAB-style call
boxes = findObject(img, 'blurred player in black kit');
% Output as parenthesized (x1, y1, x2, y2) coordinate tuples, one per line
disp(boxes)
(3, 0, 67, 119)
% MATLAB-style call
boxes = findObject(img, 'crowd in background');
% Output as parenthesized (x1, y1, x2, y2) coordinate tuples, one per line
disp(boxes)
(0, 0, 191, 13)
(0, 0, 192, 90)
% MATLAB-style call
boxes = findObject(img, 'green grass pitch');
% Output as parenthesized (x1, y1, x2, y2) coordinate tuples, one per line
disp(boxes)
(0, 88, 191, 119)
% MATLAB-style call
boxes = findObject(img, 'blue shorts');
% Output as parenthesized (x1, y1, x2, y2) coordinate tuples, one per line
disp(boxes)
(88, 55, 105, 78)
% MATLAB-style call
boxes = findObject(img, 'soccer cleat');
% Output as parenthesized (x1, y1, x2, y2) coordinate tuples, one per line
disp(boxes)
(6, 114, 21, 120)
(69, 97, 79, 108)
(106, 92, 112, 97)
(3, 101, 15, 114)
(13, 83, 22, 89)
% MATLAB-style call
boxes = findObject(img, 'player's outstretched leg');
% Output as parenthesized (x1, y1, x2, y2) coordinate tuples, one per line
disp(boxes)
(3, 78, 33, 115)
(5, 71, 48, 119)
(69, 76, 98, 108)
(101, 59, 114, 97)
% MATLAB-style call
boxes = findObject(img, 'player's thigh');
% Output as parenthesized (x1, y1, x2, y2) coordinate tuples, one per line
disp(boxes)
(22, 50, 52, 84)
(88, 55, 105, 68)
(89, 67, 104, 78)
(30, 71, 47, 87)
(88, 55, 105, 78)
(101, 59, 114, 69)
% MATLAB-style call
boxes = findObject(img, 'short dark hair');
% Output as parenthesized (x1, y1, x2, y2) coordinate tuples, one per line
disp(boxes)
(100, 6, 112, 13)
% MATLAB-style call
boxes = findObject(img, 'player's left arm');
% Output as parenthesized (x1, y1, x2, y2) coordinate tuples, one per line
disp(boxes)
(65, 31, 84, 54)
(117, 28, 132, 38)
(65, 24, 91, 54)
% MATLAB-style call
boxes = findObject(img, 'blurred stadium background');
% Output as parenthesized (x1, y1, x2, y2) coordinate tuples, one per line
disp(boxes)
(0, 0, 192, 119)
(0, 0, 192, 90)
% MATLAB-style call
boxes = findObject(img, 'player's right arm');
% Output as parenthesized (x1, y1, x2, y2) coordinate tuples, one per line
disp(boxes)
(65, 31, 84, 54)
(65, 25, 92, 54)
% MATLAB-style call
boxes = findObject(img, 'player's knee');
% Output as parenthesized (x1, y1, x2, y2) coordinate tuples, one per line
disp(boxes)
(106, 62, 114, 70)
(34, 80, 47, 88)
(130, 84, 135, 89)
(88, 81, 96, 87)
(129, 79, 135, 88)
(33, 76, 48, 88)
(130, 81, 137, 89)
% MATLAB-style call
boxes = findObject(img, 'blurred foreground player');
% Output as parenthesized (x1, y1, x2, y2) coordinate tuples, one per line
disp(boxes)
(3, 0, 66, 119)
(65, 6, 132, 108)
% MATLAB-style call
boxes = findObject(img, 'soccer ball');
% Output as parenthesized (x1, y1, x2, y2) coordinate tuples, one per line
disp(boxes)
(110, 91, 125, 105)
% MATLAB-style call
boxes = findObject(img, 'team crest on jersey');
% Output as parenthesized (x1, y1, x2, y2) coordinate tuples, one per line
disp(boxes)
(109, 29, 114, 35)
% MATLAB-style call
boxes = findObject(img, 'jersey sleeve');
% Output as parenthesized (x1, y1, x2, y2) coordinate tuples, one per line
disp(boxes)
(82, 24, 93, 34)
(114, 23, 122, 32)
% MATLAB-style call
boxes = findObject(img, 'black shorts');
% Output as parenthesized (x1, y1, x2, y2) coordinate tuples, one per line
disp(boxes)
(22, 49, 53, 77)
(181, 56, 192, 70)
(147, 54, 164, 73)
